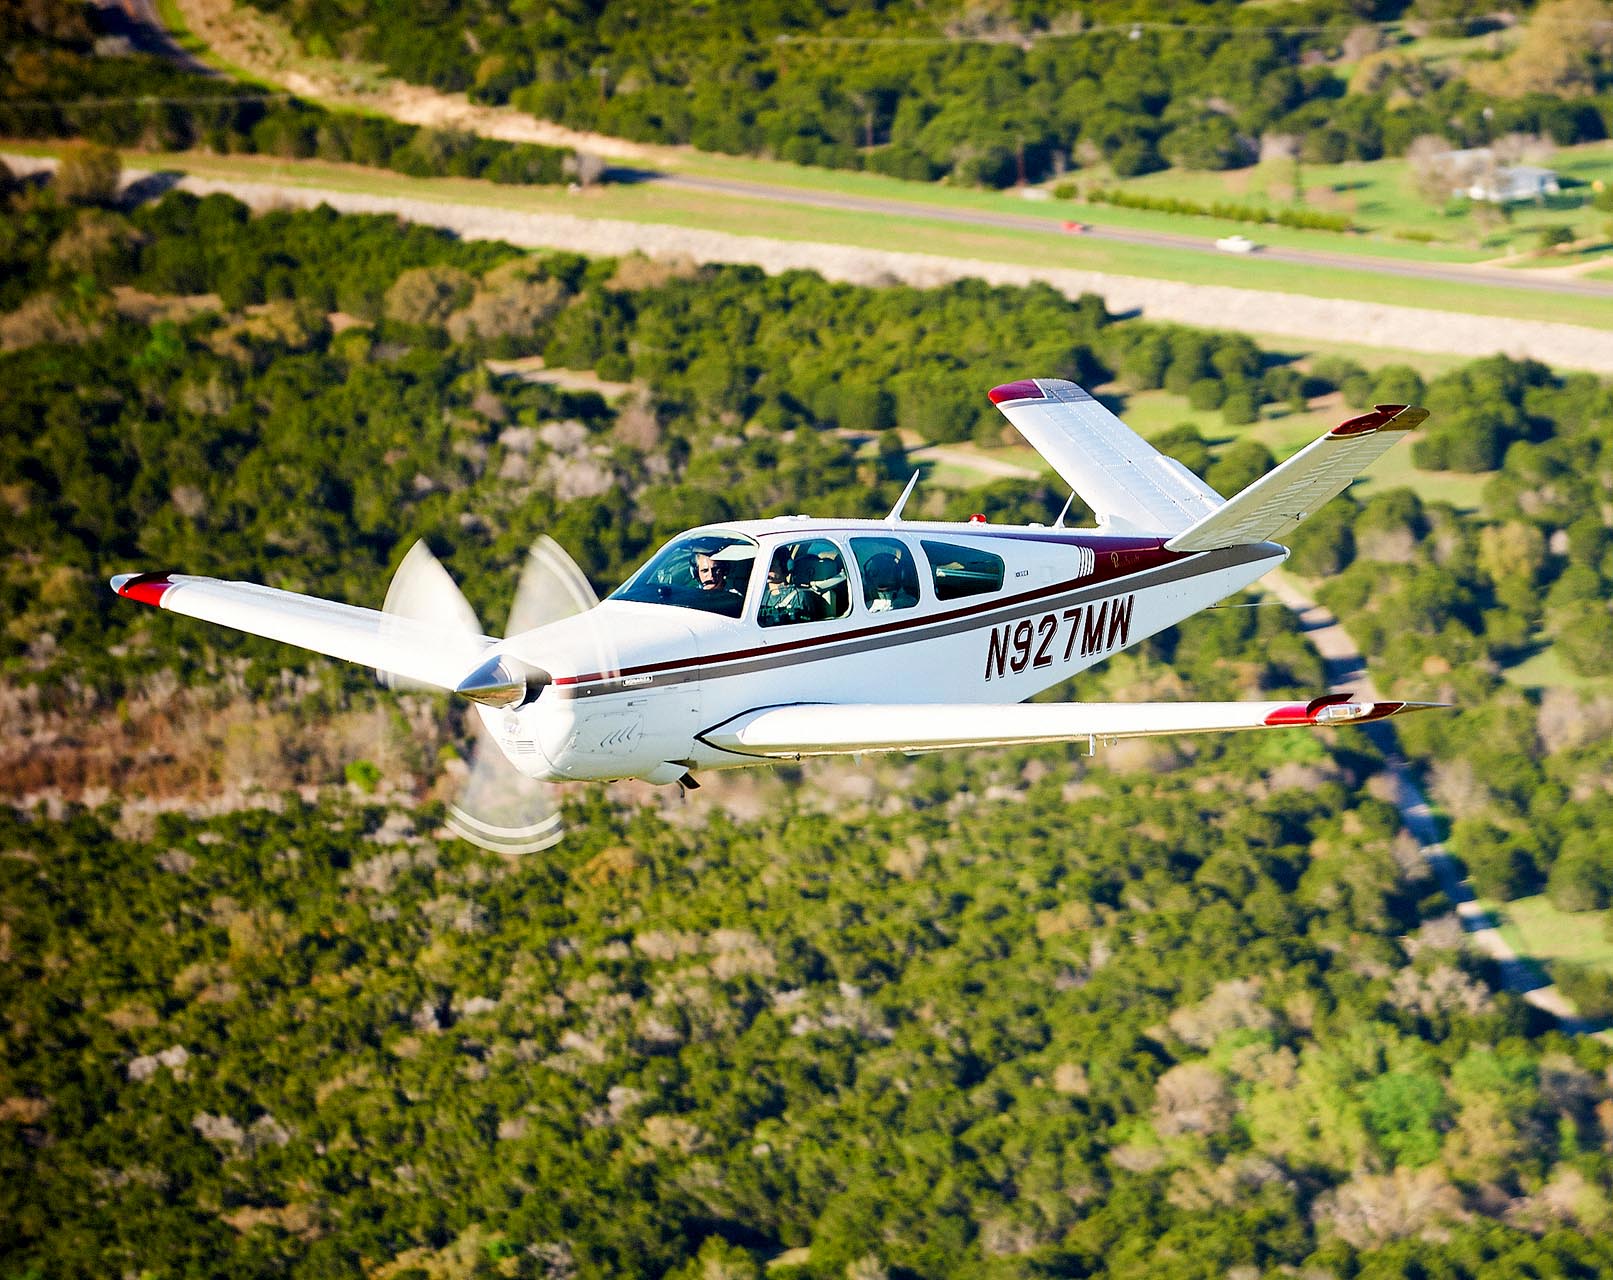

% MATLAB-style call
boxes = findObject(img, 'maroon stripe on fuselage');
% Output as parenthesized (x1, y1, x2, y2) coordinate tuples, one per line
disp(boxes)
(557, 539, 1197, 691)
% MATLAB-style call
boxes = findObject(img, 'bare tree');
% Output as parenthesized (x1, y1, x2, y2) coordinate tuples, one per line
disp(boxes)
(1341, 24, 1383, 62)
(1406, 134, 1457, 205)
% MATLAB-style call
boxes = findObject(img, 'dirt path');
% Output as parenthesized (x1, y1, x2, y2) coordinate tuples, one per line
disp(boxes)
(1265, 572, 1604, 1036)
(168, 0, 653, 159)
(907, 444, 1042, 481)
(484, 357, 634, 399)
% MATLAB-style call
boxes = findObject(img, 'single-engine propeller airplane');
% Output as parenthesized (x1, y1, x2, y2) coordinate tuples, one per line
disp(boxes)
(112, 379, 1441, 852)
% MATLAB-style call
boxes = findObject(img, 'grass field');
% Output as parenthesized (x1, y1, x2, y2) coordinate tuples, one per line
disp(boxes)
(1502, 645, 1613, 691)
(667, 149, 1500, 266)
(1072, 143, 1613, 261)
(1491, 894, 1613, 976)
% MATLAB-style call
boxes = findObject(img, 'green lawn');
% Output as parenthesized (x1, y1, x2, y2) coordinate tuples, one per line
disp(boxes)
(1491, 894, 1613, 976)
(1241, 332, 1475, 381)
(1086, 142, 1613, 260)
(1502, 645, 1613, 691)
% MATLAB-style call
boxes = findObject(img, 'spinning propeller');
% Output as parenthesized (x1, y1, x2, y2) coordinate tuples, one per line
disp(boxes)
(381, 536, 610, 855)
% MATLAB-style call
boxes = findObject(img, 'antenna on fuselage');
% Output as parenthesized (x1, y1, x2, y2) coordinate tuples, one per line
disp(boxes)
(885, 471, 921, 525)
(1053, 492, 1076, 529)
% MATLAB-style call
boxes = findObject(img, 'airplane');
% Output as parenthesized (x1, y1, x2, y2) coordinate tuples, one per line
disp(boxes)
(110, 378, 1440, 851)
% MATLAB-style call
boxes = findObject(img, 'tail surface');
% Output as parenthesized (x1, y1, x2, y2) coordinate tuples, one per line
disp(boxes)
(990, 379, 1426, 547)
(1165, 403, 1427, 552)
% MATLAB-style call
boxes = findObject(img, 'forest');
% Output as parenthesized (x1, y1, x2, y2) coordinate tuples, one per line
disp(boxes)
(4, 174, 1613, 1276)
(0, 1, 572, 185)
(236, 0, 1613, 184)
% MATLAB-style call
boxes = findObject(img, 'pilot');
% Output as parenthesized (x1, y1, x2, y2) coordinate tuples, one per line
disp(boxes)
(695, 551, 736, 596)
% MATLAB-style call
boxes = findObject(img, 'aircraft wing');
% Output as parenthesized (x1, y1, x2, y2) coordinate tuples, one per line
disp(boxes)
(702, 694, 1441, 759)
(110, 571, 495, 691)
(989, 379, 1225, 534)
(1166, 404, 1428, 552)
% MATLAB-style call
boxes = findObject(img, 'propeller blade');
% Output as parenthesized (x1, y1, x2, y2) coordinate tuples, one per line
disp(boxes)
(380, 540, 481, 690)
(445, 713, 565, 855)
(383, 534, 612, 856)
(504, 534, 619, 693)
(505, 534, 599, 635)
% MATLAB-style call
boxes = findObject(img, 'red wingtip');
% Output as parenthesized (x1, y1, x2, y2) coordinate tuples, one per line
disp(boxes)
(1331, 406, 1403, 438)
(1264, 693, 1353, 726)
(1331, 403, 1428, 438)
(110, 572, 176, 607)
(988, 379, 1046, 405)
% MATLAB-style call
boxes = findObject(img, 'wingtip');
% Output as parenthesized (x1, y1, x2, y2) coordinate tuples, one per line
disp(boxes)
(1265, 694, 1452, 727)
(109, 571, 176, 606)
(988, 379, 1046, 405)
(1331, 403, 1429, 438)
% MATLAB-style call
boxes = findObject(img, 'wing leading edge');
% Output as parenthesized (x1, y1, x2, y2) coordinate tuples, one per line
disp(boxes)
(702, 694, 1442, 759)
(110, 571, 495, 692)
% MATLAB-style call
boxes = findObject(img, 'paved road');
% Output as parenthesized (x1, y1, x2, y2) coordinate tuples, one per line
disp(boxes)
(1265, 573, 1605, 1037)
(646, 171, 1613, 302)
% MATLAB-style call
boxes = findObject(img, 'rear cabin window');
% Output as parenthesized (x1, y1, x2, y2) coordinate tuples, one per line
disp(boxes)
(851, 537, 921, 612)
(920, 540, 1004, 601)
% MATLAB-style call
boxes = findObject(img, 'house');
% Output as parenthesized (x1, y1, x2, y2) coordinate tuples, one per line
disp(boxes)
(1438, 148, 1561, 203)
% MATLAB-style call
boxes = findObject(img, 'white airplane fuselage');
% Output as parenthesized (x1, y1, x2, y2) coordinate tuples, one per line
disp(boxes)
(485, 518, 1287, 783)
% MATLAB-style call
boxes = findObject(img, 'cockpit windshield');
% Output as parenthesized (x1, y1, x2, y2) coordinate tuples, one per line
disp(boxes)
(608, 533, 758, 619)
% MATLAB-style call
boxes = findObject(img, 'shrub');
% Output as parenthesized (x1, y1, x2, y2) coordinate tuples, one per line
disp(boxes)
(1535, 225, 1574, 253)
(1221, 391, 1259, 427)
(1452, 818, 1541, 901)
(1554, 963, 1613, 1020)
(1207, 439, 1274, 494)
(1186, 378, 1225, 411)
(55, 142, 120, 205)
(1546, 843, 1612, 913)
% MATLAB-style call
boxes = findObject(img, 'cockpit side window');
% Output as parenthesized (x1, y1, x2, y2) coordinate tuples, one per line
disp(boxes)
(920, 540, 1005, 601)
(608, 534, 757, 619)
(758, 539, 852, 628)
(851, 537, 920, 613)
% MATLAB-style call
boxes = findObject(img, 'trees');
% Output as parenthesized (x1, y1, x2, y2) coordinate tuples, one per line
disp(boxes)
(54, 141, 120, 205)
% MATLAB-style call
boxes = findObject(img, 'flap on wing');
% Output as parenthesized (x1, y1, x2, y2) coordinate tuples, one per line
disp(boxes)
(1166, 404, 1428, 552)
(989, 379, 1224, 535)
(701, 696, 1437, 758)
(111, 571, 495, 691)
